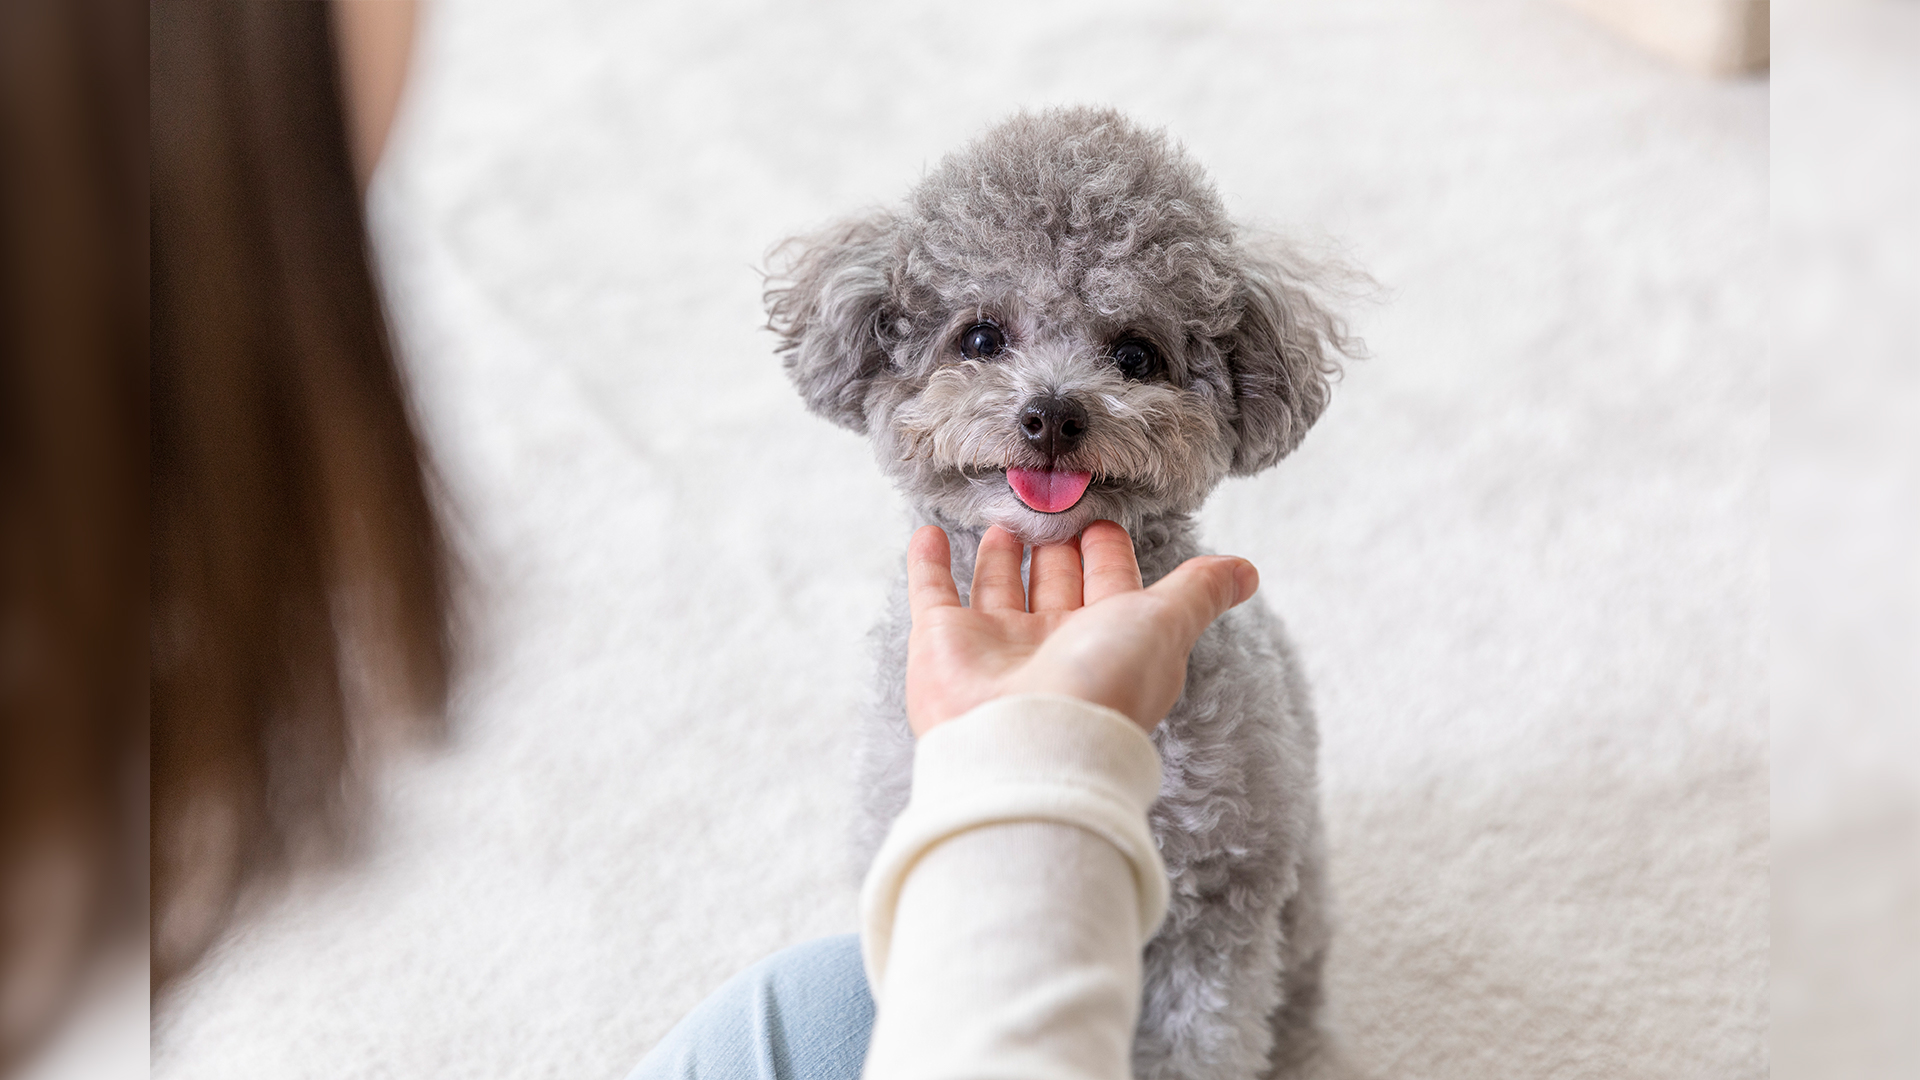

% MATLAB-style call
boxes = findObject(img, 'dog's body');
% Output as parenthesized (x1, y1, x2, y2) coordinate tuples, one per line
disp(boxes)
(767, 108, 1355, 1079)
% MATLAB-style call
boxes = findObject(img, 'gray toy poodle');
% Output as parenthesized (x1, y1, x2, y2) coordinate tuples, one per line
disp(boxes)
(766, 106, 1359, 1080)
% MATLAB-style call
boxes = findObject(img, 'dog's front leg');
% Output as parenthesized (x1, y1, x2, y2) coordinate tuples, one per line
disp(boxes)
(1132, 869, 1289, 1080)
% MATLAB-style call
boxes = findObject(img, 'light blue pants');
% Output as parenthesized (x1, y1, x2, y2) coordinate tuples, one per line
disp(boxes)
(627, 935, 875, 1080)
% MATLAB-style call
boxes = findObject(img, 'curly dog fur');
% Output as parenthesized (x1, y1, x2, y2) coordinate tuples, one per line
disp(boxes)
(766, 107, 1359, 1079)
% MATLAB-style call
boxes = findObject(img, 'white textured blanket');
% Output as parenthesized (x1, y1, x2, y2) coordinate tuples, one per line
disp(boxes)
(152, 3, 1767, 1077)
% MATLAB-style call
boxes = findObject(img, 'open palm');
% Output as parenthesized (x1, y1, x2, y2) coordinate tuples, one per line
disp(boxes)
(905, 520, 1258, 735)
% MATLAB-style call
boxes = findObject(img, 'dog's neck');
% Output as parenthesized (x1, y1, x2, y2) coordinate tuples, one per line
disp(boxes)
(911, 505, 1200, 596)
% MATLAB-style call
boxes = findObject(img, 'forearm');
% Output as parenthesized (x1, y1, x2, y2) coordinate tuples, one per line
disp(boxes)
(859, 695, 1168, 1080)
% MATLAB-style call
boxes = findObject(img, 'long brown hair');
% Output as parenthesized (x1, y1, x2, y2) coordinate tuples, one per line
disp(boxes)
(0, 0, 145, 1064)
(149, 0, 452, 994)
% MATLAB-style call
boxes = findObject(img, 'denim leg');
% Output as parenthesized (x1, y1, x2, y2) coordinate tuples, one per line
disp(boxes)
(626, 934, 874, 1080)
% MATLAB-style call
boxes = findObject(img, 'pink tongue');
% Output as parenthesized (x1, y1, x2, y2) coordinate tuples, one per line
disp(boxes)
(1006, 467, 1094, 514)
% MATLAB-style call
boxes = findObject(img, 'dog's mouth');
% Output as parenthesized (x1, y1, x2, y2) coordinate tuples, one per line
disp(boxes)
(1005, 467, 1094, 514)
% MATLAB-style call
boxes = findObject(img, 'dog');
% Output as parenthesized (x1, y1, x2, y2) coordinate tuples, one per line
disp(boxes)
(765, 107, 1357, 1080)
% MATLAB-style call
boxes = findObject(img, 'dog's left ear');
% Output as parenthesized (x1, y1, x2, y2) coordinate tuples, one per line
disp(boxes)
(1223, 255, 1352, 475)
(764, 213, 899, 434)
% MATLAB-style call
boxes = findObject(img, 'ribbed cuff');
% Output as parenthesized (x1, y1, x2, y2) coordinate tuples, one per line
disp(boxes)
(858, 694, 1169, 992)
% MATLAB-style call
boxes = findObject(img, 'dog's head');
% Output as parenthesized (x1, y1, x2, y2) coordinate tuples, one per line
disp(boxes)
(766, 107, 1354, 544)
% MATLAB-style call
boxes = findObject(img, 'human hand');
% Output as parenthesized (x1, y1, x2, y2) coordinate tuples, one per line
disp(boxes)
(904, 520, 1259, 736)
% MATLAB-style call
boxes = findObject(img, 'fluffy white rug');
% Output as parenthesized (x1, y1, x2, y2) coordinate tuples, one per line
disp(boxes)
(151, 2, 1767, 1077)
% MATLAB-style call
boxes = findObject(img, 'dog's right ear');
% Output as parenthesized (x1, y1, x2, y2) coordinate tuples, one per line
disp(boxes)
(764, 213, 899, 434)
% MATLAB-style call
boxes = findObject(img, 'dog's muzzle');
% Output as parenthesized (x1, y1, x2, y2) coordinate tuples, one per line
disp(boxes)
(1008, 394, 1094, 513)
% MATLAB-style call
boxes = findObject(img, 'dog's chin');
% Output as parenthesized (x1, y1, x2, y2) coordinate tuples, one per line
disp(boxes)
(984, 498, 1101, 546)
(906, 464, 1173, 546)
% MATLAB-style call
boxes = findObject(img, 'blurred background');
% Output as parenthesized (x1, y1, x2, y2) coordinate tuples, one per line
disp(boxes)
(1771, 2, 1920, 1078)
(0, 1, 1911, 1077)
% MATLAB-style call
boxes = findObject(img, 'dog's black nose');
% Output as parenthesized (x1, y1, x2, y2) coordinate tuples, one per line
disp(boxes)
(1020, 395, 1088, 459)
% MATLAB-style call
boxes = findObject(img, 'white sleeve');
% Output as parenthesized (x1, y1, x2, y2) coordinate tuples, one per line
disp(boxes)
(858, 694, 1169, 1080)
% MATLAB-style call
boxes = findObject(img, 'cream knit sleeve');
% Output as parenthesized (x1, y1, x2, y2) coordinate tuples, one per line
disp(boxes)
(859, 694, 1169, 1080)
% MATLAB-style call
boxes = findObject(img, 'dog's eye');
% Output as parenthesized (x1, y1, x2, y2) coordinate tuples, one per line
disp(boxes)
(1112, 337, 1161, 380)
(959, 322, 1005, 359)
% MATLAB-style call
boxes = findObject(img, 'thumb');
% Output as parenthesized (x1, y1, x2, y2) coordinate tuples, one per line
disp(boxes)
(1145, 555, 1258, 647)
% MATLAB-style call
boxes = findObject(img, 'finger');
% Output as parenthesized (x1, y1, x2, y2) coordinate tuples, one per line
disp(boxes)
(1080, 520, 1143, 604)
(969, 526, 1028, 612)
(906, 526, 961, 620)
(1146, 555, 1258, 648)
(1028, 536, 1084, 613)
